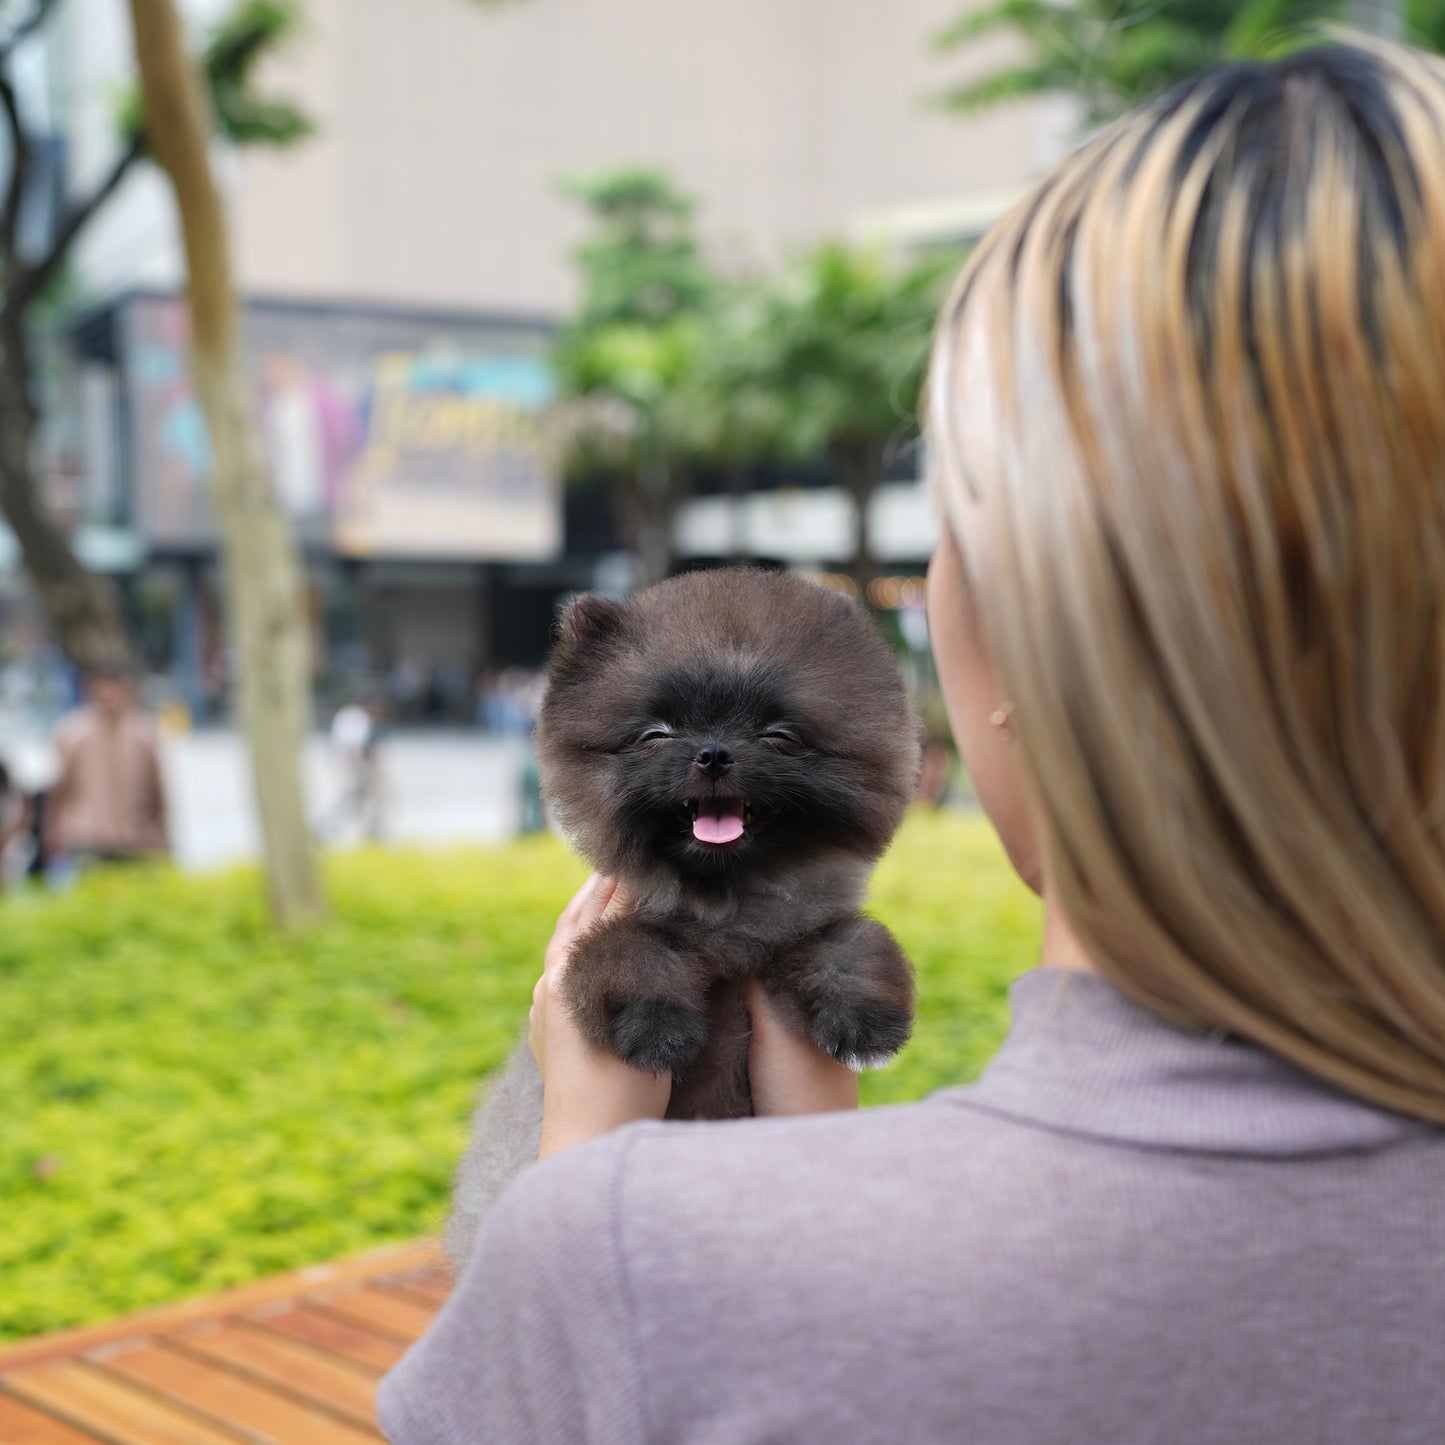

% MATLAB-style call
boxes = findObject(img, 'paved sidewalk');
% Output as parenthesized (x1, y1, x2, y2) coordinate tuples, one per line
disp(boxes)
(165, 730, 534, 873)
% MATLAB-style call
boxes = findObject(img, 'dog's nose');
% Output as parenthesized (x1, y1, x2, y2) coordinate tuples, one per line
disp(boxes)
(694, 744, 734, 777)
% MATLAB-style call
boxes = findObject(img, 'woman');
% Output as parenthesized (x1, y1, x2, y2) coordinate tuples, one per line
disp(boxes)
(381, 38, 1445, 1444)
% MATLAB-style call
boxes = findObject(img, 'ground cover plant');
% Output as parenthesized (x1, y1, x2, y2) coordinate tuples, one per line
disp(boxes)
(1, 809, 1040, 1340)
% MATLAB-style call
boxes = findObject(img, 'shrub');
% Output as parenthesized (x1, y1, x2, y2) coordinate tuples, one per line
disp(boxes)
(1, 810, 1038, 1340)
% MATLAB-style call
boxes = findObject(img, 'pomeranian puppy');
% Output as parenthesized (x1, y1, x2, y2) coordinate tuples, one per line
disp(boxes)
(448, 567, 920, 1269)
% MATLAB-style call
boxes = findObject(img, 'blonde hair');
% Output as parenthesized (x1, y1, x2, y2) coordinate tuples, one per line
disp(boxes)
(929, 37, 1445, 1121)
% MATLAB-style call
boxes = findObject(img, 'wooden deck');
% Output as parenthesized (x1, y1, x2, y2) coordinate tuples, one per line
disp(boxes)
(0, 1241, 448, 1443)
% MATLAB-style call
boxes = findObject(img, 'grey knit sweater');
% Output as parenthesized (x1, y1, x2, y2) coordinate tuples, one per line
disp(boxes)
(379, 967, 1445, 1444)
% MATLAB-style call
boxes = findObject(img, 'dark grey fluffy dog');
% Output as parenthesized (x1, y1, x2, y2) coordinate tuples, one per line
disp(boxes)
(448, 568, 920, 1269)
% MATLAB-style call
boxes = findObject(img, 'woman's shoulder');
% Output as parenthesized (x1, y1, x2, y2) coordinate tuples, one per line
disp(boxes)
(498, 1071, 1445, 1307)
(418, 1094, 1445, 1445)
(486, 1100, 928, 1227)
(489, 1094, 996, 1284)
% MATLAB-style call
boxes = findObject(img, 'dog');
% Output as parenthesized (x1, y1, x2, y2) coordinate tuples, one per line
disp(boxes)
(448, 567, 921, 1269)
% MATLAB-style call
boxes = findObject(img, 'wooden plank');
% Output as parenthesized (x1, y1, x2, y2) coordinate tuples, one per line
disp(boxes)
(99, 1345, 380, 1444)
(0, 1242, 441, 1374)
(0, 1392, 107, 1445)
(245, 1305, 405, 1372)
(5, 1361, 245, 1445)
(311, 1288, 436, 1343)
(168, 1325, 377, 1425)
(377, 1272, 451, 1307)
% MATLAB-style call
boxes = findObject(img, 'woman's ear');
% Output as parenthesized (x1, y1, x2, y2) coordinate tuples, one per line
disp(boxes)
(555, 594, 630, 673)
(928, 528, 1043, 896)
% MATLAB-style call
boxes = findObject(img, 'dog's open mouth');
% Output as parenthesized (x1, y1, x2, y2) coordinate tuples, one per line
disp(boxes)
(682, 797, 756, 845)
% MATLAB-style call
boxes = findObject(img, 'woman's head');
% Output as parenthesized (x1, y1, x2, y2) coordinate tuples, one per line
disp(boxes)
(927, 37, 1445, 1119)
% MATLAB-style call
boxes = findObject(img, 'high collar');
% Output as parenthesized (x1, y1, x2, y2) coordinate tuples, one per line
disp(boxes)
(938, 967, 1431, 1157)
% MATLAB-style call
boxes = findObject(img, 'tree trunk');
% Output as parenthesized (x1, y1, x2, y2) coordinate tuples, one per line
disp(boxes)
(633, 443, 675, 590)
(0, 312, 132, 670)
(834, 439, 883, 603)
(725, 462, 749, 564)
(127, 0, 324, 928)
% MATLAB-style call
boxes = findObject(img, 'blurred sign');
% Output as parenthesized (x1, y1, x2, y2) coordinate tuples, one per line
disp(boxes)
(122, 295, 562, 560)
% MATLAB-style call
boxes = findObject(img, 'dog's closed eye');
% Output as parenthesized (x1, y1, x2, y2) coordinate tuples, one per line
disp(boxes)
(760, 727, 805, 755)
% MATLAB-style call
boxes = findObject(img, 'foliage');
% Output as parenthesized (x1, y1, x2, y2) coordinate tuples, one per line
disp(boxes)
(703, 241, 956, 586)
(665, 282, 793, 479)
(559, 169, 715, 331)
(1, 811, 1039, 1340)
(727, 242, 953, 465)
(933, 1, 1441, 127)
(0, 0, 314, 674)
(1412, 0, 1445, 44)
(116, 0, 312, 148)
(551, 167, 721, 581)
(548, 168, 963, 587)
(552, 168, 716, 440)
(201, 0, 313, 146)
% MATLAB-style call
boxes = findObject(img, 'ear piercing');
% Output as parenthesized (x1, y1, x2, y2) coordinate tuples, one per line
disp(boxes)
(989, 701, 1015, 742)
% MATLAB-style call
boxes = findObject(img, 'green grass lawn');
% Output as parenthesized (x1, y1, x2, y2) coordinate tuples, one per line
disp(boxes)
(0, 809, 1041, 1342)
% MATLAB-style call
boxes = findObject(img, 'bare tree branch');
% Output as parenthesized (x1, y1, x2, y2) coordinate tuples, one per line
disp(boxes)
(10, 130, 145, 313)
(0, 0, 58, 64)
(0, 63, 28, 259)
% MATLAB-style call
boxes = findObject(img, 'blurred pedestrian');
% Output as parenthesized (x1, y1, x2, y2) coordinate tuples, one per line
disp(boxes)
(0, 758, 31, 887)
(324, 697, 385, 841)
(45, 662, 169, 876)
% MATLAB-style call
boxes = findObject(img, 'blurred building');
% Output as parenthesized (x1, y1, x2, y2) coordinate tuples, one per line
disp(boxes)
(9, 0, 1065, 718)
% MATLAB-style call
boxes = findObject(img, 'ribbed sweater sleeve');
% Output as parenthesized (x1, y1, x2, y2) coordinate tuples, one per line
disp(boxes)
(377, 1129, 647, 1444)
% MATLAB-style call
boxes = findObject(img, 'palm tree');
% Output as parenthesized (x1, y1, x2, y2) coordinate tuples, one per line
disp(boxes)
(725, 242, 953, 595)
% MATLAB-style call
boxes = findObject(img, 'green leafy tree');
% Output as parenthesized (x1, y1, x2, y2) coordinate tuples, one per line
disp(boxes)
(723, 242, 954, 596)
(0, 0, 309, 670)
(935, 1, 1429, 127)
(551, 168, 717, 588)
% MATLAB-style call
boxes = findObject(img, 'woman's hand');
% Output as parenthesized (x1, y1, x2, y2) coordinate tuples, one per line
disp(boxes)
(530, 874, 672, 1160)
(746, 979, 860, 1116)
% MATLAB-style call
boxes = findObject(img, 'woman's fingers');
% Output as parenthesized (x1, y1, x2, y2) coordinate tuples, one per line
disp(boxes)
(534, 873, 628, 1060)
(746, 978, 860, 1117)
(557, 873, 602, 933)
(600, 878, 637, 920)
(553, 875, 632, 964)
(534, 875, 601, 1065)
(578, 874, 621, 927)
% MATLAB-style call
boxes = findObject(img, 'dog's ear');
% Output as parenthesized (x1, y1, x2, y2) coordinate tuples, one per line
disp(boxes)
(553, 593, 630, 673)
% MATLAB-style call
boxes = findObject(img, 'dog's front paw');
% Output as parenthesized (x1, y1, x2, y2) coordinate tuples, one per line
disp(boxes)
(808, 997, 912, 1072)
(609, 997, 709, 1074)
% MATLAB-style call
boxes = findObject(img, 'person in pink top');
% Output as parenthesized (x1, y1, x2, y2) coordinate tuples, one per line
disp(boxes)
(46, 662, 169, 870)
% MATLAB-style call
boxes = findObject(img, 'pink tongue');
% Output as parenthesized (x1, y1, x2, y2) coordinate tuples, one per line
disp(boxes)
(693, 802, 745, 844)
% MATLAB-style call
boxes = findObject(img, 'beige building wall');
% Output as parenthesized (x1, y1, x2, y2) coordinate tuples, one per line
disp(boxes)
(235, 0, 1062, 315)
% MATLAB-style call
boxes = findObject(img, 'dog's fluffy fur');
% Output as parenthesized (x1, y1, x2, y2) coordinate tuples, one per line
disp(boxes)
(447, 568, 920, 1270)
